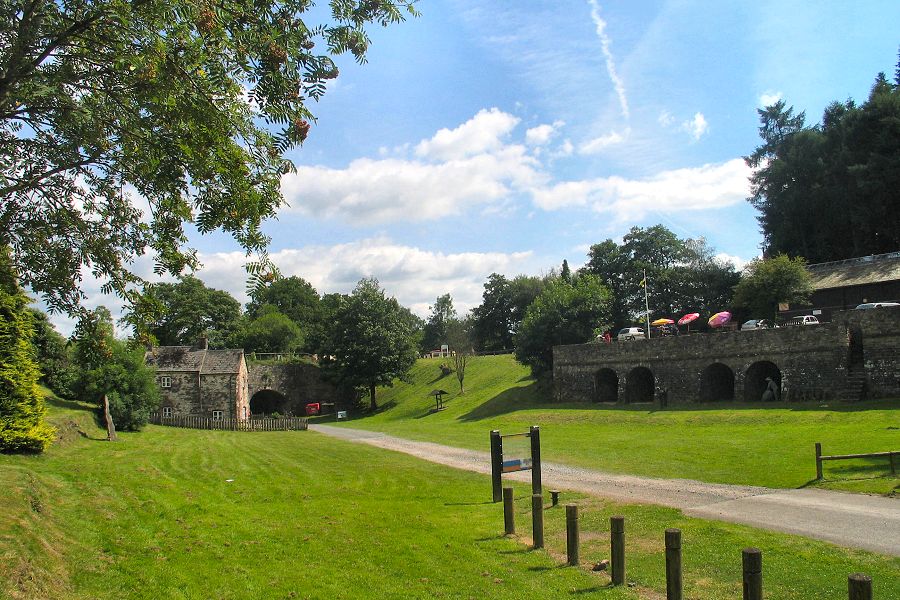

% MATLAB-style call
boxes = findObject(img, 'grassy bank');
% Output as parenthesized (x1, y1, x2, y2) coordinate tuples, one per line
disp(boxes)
(330, 355, 900, 494)
(1, 395, 898, 599)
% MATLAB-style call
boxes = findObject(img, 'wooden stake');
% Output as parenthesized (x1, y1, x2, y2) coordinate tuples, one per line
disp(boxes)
(531, 494, 544, 549)
(742, 548, 762, 600)
(848, 573, 872, 600)
(503, 487, 515, 535)
(611, 515, 625, 585)
(566, 504, 579, 565)
(665, 528, 682, 600)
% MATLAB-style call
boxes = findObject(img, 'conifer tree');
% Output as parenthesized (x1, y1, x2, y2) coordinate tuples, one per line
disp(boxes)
(0, 248, 55, 452)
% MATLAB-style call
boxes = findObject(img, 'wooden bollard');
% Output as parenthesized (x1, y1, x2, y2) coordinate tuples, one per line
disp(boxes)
(566, 504, 579, 565)
(815, 442, 823, 480)
(610, 515, 626, 585)
(665, 528, 682, 600)
(532, 494, 544, 549)
(550, 489, 560, 506)
(503, 487, 515, 535)
(848, 573, 872, 600)
(742, 548, 763, 600)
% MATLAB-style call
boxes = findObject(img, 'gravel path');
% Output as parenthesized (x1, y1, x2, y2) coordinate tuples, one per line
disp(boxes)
(310, 424, 900, 556)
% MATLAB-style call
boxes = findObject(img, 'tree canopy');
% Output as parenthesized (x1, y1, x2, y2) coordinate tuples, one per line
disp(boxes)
(145, 276, 241, 348)
(420, 293, 455, 353)
(1, 0, 418, 315)
(732, 255, 814, 320)
(746, 57, 900, 262)
(237, 304, 303, 354)
(245, 276, 323, 351)
(321, 278, 417, 410)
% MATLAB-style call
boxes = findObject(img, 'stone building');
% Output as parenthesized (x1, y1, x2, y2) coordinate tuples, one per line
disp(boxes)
(146, 338, 250, 420)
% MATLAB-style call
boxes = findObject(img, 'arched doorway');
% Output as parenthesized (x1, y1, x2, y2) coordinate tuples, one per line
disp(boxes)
(250, 389, 288, 416)
(594, 369, 618, 403)
(699, 363, 735, 402)
(744, 361, 781, 402)
(625, 367, 654, 403)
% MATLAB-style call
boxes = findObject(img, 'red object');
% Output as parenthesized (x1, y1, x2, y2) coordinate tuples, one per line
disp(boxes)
(677, 312, 700, 326)
(305, 403, 321, 416)
(603, 332, 612, 344)
(708, 311, 732, 328)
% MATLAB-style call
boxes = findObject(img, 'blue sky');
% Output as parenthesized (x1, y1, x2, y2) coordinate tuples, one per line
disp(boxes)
(51, 0, 900, 333)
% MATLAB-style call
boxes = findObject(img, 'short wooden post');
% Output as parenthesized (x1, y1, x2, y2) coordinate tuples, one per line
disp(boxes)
(529, 425, 542, 495)
(503, 487, 515, 535)
(610, 515, 626, 585)
(491, 430, 503, 502)
(848, 573, 872, 600)
(531, 493, 544, 549)
(566, 504, 579, 565)
(742, 547, 763, 600)
(815, 442, 823, 480)
(890, 452, 896, 476)
(665, 528, 682, 600)
(550, 489, 560, 506)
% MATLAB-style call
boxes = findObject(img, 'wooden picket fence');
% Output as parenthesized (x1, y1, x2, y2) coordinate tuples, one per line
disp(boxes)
(151, 414, 308, 431)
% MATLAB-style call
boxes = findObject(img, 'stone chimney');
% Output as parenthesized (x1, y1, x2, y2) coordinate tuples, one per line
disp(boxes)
(196, 336, 208, 350)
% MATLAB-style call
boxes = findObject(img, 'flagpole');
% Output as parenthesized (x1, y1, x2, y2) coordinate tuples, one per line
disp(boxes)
(643, 269, 650, 339)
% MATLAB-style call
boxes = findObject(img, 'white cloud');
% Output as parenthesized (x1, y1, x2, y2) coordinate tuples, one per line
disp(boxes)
(758, 90, 782, 107)
(658, 110, 675, 127)
(578, 129, 627, 154)
(681, 112, 708, 140)
(556, 139, 574, 157)
(414, 107, 519, 161)
(714, 252, 754, 272)
(525, 120, 564, 145)
(531, 158, 751, 221)
(587, 0, 629, 119)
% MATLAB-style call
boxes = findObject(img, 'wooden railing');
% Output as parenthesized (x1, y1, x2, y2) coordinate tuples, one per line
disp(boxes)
(150, 414, 308, 431)
(815, 442, 897, 479)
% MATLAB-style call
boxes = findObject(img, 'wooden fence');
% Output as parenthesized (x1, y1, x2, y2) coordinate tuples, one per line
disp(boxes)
(815, 442, 897, 479)
(150, 414, 308, 431)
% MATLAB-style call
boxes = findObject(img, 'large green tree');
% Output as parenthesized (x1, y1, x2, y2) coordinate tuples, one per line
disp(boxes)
(746, 59, 900, 262)
(145, 276, 241, 348)
(246, 276, 323, 352)
(0, 248, 55, 452)
(71, 307, 159, 430)
(420, 293, 455, 353)
(0, 0, 418, 315)
(29, 308, 77, 399)
(515, 274, 612, 378)
(732, 255, 814, 320)
(471, 273, 548, 351)
(236, 304, 303, 354)
(321, 278, 417, 410)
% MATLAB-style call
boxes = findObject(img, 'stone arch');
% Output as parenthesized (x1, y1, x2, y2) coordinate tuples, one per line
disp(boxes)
(625, 367, 654, 403)
(699, 363, 735, 402)
(249, 389, 288, 415)
(593, 368, 619, 403)
(744, 361, 781, 402)
(848, 324, 864, 372)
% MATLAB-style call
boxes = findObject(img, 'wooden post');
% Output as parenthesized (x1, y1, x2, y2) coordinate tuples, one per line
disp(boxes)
(491, 430, 503, 503)
(102, 394, 118, 441)
(532, 493, 544, 549)
(815, 442, 823, 480)
(529, 425, 542, 495)
(665, 528, 682, 600)
(890, 452, 896, 476)
(610, 515, 626, 585)
(742, 548, 763, 600)
(550, 489, 560, 506)
(503, 487, 515, 535)
(848, 573, 872, 600)
(566, 504, 579, 565)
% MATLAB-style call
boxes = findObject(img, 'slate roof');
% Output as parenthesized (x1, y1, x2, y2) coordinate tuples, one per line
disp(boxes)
(807, 252, 900, 291)
(146, 346, 244, 374)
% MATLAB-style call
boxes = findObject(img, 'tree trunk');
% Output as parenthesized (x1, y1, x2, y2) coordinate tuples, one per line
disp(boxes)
(102, 394, 118, 441)
(369, 383, 377, 411)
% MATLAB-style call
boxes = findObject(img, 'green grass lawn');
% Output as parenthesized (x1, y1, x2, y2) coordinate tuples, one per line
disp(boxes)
(2, 395, 898, 599)
(324, 355, 900, 494)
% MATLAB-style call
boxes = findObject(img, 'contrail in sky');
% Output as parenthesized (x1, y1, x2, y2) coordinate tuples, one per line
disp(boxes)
(587, 0, 629, 120)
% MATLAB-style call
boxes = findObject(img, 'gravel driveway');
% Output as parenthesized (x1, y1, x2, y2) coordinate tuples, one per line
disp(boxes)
(310, 424, 900, 556)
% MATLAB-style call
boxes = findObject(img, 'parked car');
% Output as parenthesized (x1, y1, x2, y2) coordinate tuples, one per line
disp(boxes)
(741, 319, 776, 331)
(617, 327, 645, 341)
(784, 315, 819, 326)
(854, 302, 900, 309)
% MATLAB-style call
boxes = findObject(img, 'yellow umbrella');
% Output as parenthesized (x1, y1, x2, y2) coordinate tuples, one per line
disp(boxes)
(651, 318, 674, 326)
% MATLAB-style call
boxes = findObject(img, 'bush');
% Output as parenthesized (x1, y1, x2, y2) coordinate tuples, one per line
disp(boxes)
(0, 249, 55, 452)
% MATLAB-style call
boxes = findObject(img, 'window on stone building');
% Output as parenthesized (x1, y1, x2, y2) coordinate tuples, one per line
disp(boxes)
(162, 406, 173, 418)
(212, 410, 223, 420)
(160, 376, 172, 388)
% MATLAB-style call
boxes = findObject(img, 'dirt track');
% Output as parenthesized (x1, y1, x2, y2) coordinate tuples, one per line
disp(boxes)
(310, 424, 900, 557)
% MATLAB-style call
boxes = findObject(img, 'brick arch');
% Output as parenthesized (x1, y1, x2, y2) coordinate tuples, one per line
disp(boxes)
(249, 389, 289, 415)
(699, 362, 735, 402)
(593, 368, 619, 403)
(744, 361, 781, 402)
(625, 367, 654, 403)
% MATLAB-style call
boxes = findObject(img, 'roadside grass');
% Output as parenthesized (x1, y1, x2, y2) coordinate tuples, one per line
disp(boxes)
(326, 355, 900, 494)
(1, 394, 898, 599)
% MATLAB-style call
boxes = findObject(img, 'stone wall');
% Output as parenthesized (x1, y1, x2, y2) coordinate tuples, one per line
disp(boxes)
(247, 361, 347, 415)
(553, 307, 900, 405)
(158, 372, 200, 416)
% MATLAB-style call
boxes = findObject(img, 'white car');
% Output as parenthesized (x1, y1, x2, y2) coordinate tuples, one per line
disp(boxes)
(617, 327, 645, 341)
(785, 315, 819, 326)
(854, 302, 900, 309)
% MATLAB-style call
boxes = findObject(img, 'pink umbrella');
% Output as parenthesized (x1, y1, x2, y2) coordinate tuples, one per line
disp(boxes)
(677, 313, 700, 326)
(708, 311, 732, 328)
